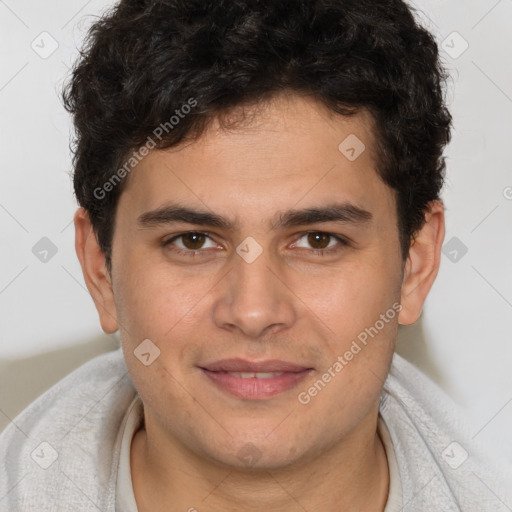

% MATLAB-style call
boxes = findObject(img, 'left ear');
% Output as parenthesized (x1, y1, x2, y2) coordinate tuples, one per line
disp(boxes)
(399, 200, 445, 325)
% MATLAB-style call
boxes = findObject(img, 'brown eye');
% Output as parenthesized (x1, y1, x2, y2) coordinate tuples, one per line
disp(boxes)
(307, 232, 332, 249)
(162, 231, 215, 256)
(180, 232, 207, 250)
(292, 231, 348, 255)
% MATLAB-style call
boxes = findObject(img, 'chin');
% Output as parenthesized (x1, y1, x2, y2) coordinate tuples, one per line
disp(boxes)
(199, 435, 308, 472)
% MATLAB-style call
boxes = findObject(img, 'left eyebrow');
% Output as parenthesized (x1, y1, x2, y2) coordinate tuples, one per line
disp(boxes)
(136, 202, 373, 231)
(271, 203, 373, 230)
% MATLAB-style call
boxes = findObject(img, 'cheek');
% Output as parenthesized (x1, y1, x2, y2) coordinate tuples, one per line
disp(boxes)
(295, 262, 400, 404)
(113, 248, 214, 342)
(292, 255, 400, 341)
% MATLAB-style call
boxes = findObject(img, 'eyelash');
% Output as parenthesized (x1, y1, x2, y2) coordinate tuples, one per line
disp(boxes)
(161, 231, 349, 258)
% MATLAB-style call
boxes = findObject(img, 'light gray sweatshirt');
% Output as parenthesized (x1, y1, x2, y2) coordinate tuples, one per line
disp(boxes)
(1, 347, 511, 511)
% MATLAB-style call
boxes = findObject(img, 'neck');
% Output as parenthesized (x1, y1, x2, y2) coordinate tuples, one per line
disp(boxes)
(130, 406, 390, 512)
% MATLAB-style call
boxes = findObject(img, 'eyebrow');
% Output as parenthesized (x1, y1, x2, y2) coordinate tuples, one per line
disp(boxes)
(137, 202, 373, 231)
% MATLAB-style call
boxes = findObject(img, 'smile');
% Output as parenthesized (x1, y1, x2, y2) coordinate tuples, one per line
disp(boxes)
(200, 367, 313, 400)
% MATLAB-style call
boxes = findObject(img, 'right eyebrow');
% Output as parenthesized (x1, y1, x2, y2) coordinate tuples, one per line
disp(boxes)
(137, 204, 235, 230)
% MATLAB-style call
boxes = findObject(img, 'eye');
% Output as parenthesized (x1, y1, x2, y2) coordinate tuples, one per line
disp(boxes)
(162, 230, 348, 258)
(292, 231, 348, 254)
(162, 231, 218, 255)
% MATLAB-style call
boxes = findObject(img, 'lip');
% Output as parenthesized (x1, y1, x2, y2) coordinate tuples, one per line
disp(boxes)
(201, 358, 310, 373)
(199, 359, 313, 400)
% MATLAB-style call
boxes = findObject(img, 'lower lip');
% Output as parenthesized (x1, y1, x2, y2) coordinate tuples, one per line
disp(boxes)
(200, 369, 312, 400)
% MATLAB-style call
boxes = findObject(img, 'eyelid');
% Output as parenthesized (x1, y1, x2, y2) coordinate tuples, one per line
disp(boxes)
(163, 231, 218, 248)
(290, 231, 349, 251)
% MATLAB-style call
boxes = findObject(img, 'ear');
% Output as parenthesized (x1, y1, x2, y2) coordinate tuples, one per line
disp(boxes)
(74, 207, 119, 333)
(399, 200, 445, 325)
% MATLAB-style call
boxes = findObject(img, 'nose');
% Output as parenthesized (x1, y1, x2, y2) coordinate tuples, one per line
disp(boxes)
(212, 244, 297, 339)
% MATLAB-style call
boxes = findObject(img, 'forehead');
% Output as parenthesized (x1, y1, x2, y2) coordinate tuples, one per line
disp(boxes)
(117, 93, 394, 227)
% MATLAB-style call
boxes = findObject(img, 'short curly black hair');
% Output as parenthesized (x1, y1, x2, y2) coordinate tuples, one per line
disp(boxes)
(63, 0, 451, 274)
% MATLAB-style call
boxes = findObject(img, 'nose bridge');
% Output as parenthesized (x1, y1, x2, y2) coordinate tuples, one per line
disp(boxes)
(212, 240, 296, 338)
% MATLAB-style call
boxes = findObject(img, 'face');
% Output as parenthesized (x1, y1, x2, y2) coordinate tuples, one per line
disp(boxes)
(108, 92, 405, 470)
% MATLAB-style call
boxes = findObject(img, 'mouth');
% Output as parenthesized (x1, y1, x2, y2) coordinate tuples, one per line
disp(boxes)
(199, 359, 314, 400)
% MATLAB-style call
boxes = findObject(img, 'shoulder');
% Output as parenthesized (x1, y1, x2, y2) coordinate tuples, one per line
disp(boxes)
(380, 352, 512, 511)
(0, 346, 137, 512)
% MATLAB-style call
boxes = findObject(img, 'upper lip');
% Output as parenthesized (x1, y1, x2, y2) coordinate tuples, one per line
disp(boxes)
(200, 358, 311, 373)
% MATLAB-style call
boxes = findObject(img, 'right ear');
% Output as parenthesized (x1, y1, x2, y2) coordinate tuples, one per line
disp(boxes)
(74, 207, 119, 333)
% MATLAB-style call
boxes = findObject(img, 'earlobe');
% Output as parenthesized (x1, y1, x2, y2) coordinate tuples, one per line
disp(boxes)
(398, 201, 445, 325)
(74, 207, 119, 333)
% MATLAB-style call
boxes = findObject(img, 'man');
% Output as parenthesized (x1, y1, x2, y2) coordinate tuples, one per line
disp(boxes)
(1, 0, 511, 510)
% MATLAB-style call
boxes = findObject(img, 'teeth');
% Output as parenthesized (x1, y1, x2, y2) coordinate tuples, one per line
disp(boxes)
(227, 372, 284, 379)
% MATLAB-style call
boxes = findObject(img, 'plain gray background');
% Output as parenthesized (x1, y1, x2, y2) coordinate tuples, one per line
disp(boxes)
(1, 0, 511, 463)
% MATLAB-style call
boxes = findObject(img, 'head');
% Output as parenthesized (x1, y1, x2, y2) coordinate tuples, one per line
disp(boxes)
(68, 0, 450, 471)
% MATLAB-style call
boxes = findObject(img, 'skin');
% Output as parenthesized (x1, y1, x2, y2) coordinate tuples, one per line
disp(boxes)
(74, 91, 445, 511)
